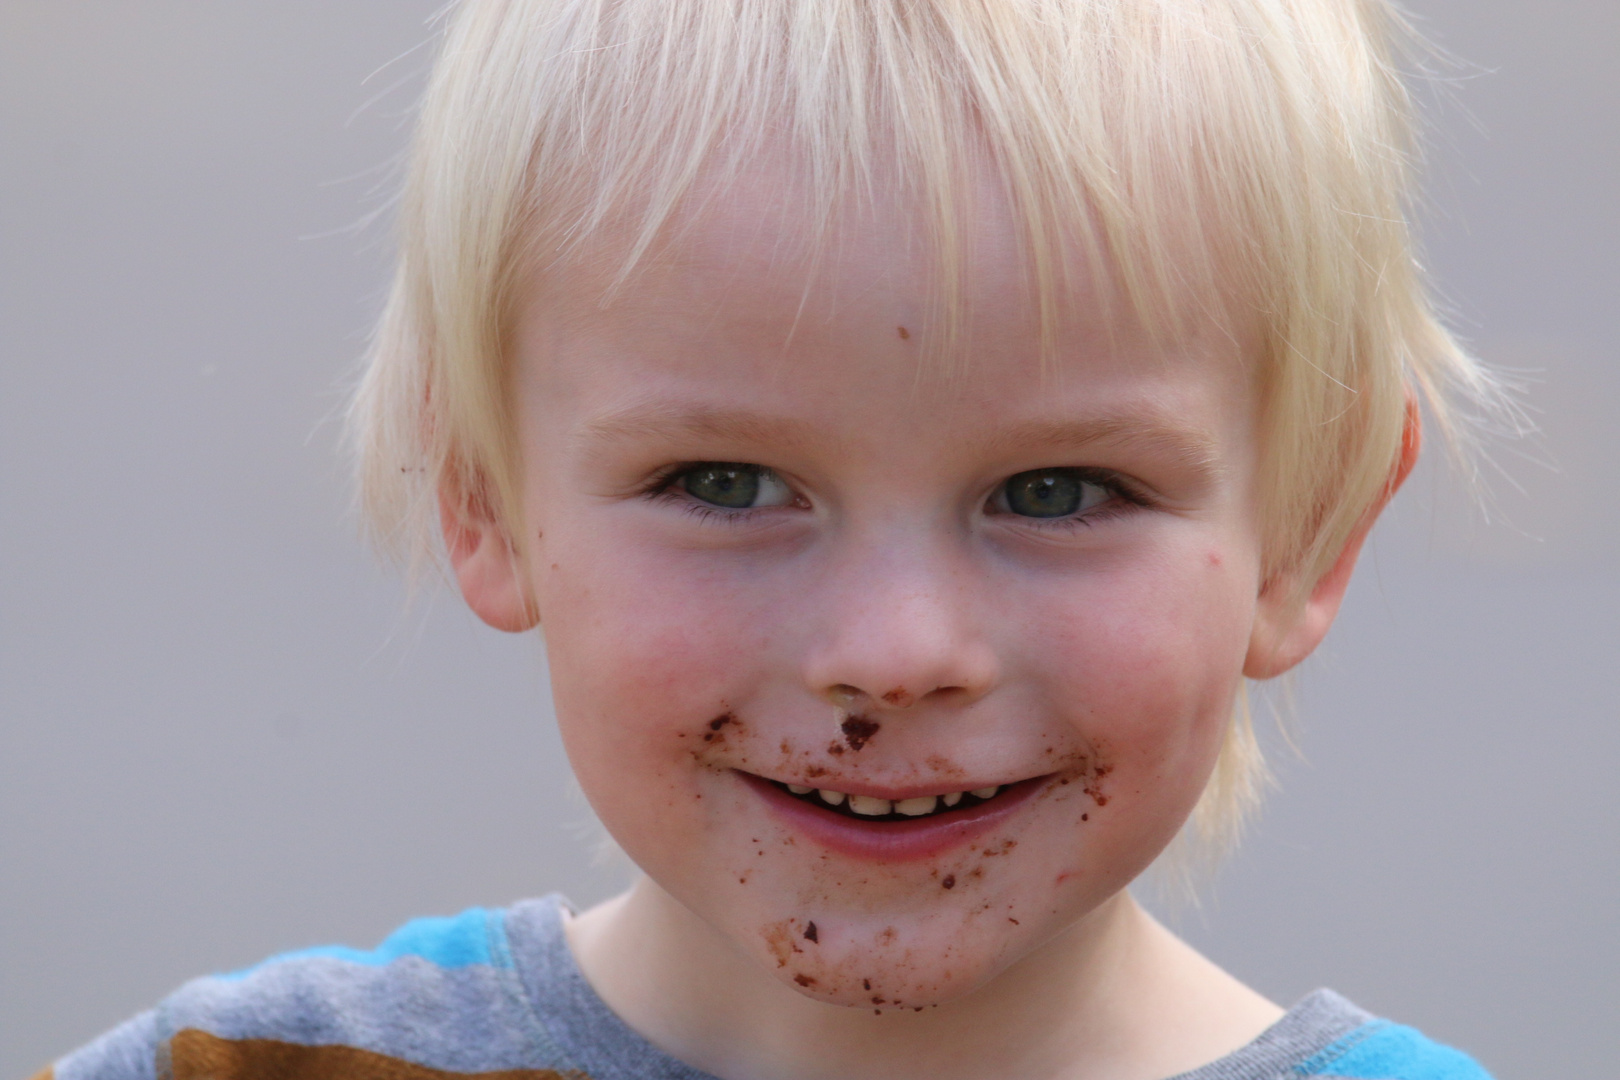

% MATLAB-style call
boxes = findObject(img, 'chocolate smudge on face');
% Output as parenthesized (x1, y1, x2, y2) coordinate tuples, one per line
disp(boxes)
(880, 687, 913, 707)
(941, 875, 955, 889)
(701, 712, 737, 743)
(794, 974, 817, 987)
(762, 921, 802, 967)
(1081, 762, 1115, 805)
(840, 715, 881, 751)
(803, 921, 818, 943)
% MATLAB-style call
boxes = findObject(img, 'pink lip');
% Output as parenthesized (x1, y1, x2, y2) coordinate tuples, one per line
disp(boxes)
(738, 771, 1049, 862)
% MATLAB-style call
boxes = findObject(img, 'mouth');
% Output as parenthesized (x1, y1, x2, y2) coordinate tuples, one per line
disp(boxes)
(737, 771, 1052, 861)
(771, 780, 1013, 822)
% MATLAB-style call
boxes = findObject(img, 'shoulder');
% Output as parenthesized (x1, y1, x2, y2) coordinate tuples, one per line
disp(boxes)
(52, 903, 576, 1080)
(1293, 1010, 1495, 1080)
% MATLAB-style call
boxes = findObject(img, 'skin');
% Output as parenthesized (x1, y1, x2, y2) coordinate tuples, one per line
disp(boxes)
(444, 162, 1416, 1080)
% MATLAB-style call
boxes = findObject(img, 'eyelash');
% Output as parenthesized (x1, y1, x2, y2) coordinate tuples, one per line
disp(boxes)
(641, 464, 788, 527)
(993, 468, 1151, 532)
(641, 463, 1151, 526)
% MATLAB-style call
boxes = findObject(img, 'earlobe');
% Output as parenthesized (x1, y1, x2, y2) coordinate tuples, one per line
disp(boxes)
(1244, 396, 1421, 679)
(440, 487, 540, 633)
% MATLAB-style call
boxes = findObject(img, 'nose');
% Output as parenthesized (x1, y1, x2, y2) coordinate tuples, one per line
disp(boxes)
(801, 530, 1001, 711)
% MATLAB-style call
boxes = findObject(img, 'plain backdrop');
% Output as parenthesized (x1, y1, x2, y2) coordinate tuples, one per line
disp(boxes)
(2, 3, 1615, 1077)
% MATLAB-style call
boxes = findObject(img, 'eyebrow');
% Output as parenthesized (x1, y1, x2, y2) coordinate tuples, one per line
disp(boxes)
(576, 401, 1222, 478)
(575, 403, 824, 453)
(982, 415, 1223, 478)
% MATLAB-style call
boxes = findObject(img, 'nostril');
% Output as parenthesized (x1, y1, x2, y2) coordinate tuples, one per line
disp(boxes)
(828, 684, 864, 707)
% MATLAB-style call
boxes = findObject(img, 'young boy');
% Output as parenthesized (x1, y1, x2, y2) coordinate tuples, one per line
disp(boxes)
(42, 1, 1500, 1078)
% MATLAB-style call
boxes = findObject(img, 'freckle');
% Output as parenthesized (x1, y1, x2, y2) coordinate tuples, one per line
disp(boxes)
(897, 326, 910, 340)
(863, 979, 872, 991)
(1008, 918, 1019, 924)
(880, 687, 913, 707)
(828, 742, 845, 756)
(1082, 813, 1089, 821)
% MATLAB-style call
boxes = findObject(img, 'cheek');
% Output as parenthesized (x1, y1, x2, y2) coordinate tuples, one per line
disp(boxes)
(541, 526, 773, 715)
(1019, 544, 1255, 808)
(533, 527, 781, 845)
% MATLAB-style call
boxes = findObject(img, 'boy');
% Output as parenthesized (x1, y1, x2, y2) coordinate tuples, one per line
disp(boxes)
(42, 1, 1500, 1078)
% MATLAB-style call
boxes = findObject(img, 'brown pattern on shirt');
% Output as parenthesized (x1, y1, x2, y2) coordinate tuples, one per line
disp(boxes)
(158, 1030, 589, 1080)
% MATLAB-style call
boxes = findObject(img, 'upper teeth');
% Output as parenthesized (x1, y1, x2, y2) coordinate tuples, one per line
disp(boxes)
(789, 783, 1003, 816)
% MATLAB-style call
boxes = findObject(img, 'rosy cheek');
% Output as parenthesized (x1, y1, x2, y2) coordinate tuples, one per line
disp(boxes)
(549, 554, 751, 710)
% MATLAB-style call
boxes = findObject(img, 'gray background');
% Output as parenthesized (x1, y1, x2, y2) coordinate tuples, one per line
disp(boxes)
(1, 2, 1614, 1077)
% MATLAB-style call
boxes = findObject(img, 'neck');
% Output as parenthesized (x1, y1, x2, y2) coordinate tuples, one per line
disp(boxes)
(565, 877, 1282, 1080)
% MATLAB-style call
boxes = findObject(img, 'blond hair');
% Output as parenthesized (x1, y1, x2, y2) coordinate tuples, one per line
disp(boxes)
(352, 0, 1501, 862)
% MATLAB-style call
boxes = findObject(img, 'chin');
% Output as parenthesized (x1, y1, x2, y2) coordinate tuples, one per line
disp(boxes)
(745, 904, 1038, 1012)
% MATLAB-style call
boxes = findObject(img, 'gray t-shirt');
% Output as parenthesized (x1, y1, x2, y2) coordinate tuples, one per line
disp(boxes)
(48, 896, 1493, 1080)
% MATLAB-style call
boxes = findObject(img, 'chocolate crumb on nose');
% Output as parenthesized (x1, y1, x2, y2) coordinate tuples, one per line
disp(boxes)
(803, 921, 818, 943)
(839, 715, 880, 751)
(941, 874, 956, 889)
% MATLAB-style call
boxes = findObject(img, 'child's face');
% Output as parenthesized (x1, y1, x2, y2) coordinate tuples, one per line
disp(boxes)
(496, 167, 1271, 1007)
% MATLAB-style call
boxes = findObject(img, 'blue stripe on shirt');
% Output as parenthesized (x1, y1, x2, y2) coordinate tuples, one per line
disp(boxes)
(217, 907, 503, 979)
(1297, 1020, 1493, 1079)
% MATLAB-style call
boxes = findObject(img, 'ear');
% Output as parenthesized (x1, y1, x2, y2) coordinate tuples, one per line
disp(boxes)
(1245, 396, 1421, 679)
(440, 484, 540, 633)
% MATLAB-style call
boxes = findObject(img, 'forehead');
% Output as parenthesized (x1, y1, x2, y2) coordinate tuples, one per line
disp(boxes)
(514, 155, 1257, 450)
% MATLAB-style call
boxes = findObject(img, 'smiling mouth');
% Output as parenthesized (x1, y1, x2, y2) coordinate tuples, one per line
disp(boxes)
(765, 778, 1022, 823)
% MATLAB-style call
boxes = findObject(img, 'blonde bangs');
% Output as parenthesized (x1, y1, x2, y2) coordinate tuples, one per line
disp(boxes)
(353, 0, 1500, 862)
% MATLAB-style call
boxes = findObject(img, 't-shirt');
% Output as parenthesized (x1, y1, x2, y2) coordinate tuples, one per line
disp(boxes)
(43, 896, 1494, 1080)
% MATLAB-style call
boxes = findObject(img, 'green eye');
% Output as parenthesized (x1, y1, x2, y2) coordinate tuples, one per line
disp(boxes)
(678, 463, 794, 509)
(1001, 468, 1109, 518)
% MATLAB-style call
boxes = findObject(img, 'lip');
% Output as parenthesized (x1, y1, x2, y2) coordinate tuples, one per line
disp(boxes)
(738, 770, 1050, 862)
